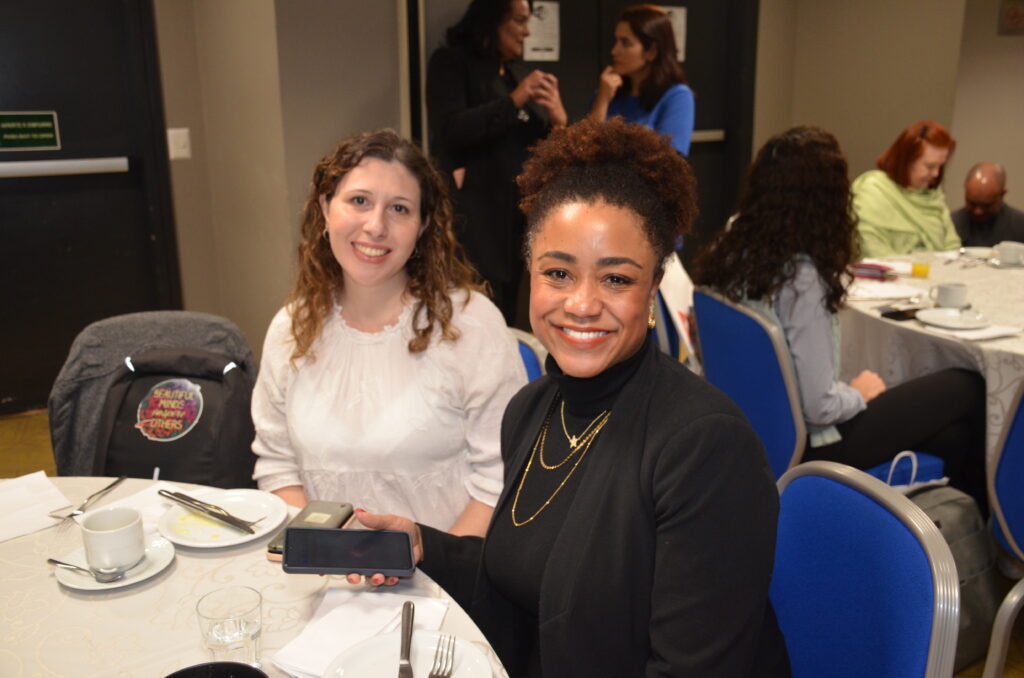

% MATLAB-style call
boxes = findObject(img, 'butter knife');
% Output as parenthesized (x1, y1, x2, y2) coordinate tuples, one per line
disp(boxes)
(157, 489, 256, 534)
(399, 600, 414, 678)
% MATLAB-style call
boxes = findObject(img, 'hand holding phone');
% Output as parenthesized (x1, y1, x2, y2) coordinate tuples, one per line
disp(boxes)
(282, 527, 416, 577)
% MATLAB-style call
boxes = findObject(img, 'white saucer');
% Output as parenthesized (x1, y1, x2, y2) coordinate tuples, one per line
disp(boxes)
(988, 257, 1023, 269)
(158, 488, 288, 548)
(323, 631, 490, 678)
(54, 533, 175, 591)
(916, 307, 991, 330)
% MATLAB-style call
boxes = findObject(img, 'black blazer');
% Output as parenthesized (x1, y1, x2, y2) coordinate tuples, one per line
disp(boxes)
(426, 45, 549, 283)
(421, 343, 791, 677)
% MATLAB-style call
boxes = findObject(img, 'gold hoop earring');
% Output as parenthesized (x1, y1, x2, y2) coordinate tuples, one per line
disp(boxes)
(322, 227, 329, 242)
(648, 304, 656, 329)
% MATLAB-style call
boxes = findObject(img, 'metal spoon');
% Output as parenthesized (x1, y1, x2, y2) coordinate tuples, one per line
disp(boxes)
(47, 557, 126, 584)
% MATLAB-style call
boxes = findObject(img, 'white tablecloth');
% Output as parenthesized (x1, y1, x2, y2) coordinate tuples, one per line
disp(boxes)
(840, 253, 1024, 464)
(0, 477, 507, 678)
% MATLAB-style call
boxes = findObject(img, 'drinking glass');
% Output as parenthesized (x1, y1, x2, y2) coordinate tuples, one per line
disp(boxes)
(196, 586, 262, 667)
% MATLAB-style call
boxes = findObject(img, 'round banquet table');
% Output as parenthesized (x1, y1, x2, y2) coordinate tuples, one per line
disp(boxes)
(0, 477, 508, 678)
(840, 252, 1024, 465)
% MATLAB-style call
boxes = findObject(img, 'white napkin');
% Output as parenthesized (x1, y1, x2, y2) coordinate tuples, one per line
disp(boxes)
(847, 280, 923, 301)
(73, 480, 194, 533)
(272, 588, 449, 678)
(924, 324, 1023, 341)
(0, 471, 71, 542)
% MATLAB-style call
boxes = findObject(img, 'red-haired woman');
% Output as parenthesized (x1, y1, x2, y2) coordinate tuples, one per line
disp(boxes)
(588, 4, 694, 155)
(853, 120, 960, 257)
(251, 130, 526, 537)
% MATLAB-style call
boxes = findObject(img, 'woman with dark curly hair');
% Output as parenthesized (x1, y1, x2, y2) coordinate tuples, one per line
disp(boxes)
(694, 127, 986, 508)
(853, 120, 960, 256)
(588, 4, 695, 155)
(353, 118, 791, 677)
(251, 129, 526, 537)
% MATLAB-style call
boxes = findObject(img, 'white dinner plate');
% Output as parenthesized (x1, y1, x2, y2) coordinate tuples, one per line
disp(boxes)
(54, 533, 175, 591)
(323, 631, 491, 678)
(158, 489, 288, 548)
(916, 308, 991, 330)
(961, 247, 993, 259)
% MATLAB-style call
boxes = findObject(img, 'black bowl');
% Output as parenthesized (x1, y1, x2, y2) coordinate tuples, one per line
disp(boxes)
(163, 662, 268, 678)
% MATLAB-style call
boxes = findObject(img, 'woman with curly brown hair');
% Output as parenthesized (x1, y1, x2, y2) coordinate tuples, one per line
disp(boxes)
(694, 126, 986, 508)
(251, 129, 526, 537)
(353, 118, 791, 677)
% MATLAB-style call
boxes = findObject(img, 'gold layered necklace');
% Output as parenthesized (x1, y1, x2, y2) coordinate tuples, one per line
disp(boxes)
(511, 398, 612, 527)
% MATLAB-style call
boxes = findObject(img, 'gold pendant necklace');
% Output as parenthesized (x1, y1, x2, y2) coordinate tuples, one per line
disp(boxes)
(511, 402, 611, 527)
(559, 400, 610, 450)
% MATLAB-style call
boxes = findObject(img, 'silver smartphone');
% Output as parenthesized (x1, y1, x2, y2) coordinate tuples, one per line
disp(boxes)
(266, 500, 354, 561)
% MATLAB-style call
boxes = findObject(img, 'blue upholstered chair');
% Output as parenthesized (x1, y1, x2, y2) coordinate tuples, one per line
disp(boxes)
(771, 461, 960, 678)
(692, 287, 943, 482)
(509, 328, 546, 382)
(692, 287, 807, 479)
(982, 385, 1024, 678)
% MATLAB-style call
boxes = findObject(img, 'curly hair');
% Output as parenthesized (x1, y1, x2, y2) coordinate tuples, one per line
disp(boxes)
(876, 119, 955, 189)
(692, 126, 856, 313)
(288, 129, 480, 362)
(517, 117, 697, 275)
(616, 4, 688, 111)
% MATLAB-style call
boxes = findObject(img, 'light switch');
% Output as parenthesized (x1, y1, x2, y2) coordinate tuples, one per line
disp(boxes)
(167, 128, 192, 160)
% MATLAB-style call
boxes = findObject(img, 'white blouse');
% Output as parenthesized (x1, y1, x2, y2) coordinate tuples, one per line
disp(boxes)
(251, 290, 526, 531)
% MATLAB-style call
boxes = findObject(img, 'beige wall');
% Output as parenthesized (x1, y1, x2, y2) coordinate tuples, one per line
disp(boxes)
(153, 1, 218, 314)
(752, 0, 797, 153)
(946, 0, 1024, 210)
(155, 0, 404, 356)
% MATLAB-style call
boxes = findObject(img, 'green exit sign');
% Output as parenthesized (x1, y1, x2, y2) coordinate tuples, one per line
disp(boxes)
(0, 111, 61, 151)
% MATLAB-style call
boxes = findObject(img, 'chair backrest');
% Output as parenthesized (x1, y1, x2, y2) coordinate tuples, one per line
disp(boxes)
(771, 461, 960, 678)
(48, 311, 257, 478)
(692, 287, 806, 478)
(508, 328, 546, 382)
(990, 383, 1024, 561)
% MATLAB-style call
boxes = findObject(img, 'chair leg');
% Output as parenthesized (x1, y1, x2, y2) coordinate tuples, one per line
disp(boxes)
(982, 577, 1024, 678)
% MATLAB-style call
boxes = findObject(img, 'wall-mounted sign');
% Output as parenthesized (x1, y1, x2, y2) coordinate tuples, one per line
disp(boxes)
(0, 111, 61, 151)
(525, 1, 559, 62)
(661, 6, 687, 62)
(999, 0, 1024, 34)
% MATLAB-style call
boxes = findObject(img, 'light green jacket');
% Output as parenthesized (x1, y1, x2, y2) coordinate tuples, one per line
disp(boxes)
(852, 169, 961, 257)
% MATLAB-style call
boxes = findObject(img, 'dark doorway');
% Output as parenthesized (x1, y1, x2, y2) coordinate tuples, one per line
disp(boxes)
(0, 0, 179, 414)
(418, 0, 759, 269)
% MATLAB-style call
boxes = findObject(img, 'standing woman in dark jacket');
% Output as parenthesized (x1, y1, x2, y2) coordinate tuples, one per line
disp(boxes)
(353, 118, 791, 678)
(427, 0, 567, 325)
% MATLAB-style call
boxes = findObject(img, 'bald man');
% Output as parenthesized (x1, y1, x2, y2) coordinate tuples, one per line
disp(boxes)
(951, 162, 1024, 246)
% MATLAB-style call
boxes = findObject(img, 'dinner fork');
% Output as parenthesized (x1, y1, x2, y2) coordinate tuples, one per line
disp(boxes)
(48, 476, 127, 530)
(428, 633, 455, 678)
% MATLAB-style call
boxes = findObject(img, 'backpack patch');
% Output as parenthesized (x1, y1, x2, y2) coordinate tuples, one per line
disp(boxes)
(135, 378, 204, 442)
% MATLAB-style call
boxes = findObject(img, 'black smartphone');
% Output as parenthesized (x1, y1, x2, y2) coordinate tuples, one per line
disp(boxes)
(282, 527, 416, 577)
(267, 501, 354, 561)
(879, 307, 919, 321)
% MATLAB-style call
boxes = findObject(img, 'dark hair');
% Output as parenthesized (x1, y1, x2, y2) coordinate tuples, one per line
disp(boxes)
(446, 0, 530, 59)
(289, 129, 480, 361)
(876, 120, 955, 189)
(692, 126, 856, 313)
(616, 4, 687, 111)
(517, 117, 697, 276)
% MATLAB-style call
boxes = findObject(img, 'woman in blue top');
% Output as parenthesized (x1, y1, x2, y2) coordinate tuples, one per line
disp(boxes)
(588, 4, 694, 156)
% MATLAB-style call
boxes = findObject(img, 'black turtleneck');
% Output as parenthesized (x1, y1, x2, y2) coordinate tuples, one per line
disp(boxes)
(483, 338, 653, 677)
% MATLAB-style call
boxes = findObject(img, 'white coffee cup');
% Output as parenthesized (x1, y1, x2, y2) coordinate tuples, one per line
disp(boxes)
(81, 506, 145, 572)
(995, 240, 1024, 266)
(929, 282, 968, 309)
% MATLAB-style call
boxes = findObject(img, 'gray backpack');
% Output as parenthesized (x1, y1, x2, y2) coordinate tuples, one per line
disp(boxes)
(906, 484, 1002, 673)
